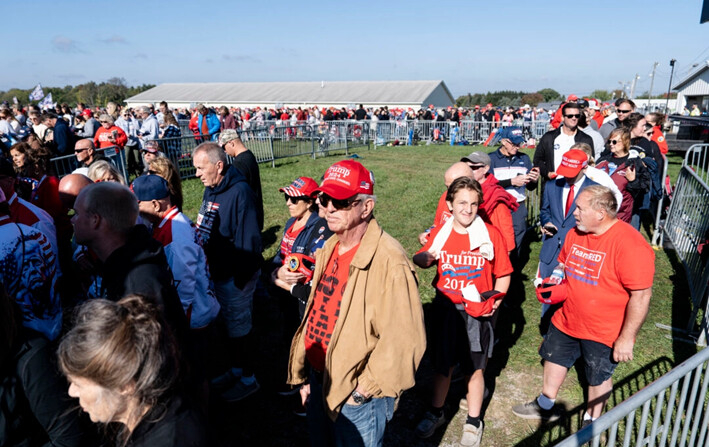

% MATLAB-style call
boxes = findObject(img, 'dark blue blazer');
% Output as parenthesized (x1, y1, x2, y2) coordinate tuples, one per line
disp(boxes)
(538, 176, 598, 277)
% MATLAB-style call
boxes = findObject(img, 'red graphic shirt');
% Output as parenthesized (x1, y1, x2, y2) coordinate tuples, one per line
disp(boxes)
(418, 223, 512, 304)
(304, 243, 359, 372)
(552, 220, 655, 347)
(279, 221, 306, 262)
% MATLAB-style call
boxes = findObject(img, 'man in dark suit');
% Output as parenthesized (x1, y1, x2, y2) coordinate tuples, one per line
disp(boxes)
(538, 149, 598, 328)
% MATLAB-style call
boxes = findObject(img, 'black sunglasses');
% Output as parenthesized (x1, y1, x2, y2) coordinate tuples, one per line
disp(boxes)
(564, 114, 581, 119)
(609, 139, 619, 145)
(469, 164, 486, 170)
(616, 109, 632, 114)
(318, 193, 361, 210)
(284, 194, 309, 203)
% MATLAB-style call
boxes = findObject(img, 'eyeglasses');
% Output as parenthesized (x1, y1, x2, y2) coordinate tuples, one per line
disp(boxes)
(469, 164, 486, 171)
(564, 114, 581, 119)
(284, 194, 309, 204)
(318, 193, 361, 210)
(74, 148, 88, 153)
(609, 140, 620, 145)
(616, 109, 632, 114)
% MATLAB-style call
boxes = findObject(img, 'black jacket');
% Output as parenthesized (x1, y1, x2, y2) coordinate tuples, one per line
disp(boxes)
(0, 331, 88, 447)
(100, 225, 189, 345)
(125, 395, 208, 447)
(533, 127, 595, 180)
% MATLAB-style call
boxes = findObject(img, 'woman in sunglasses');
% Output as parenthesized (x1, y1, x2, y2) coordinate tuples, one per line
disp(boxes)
(413, 176, 512, 446)
(596, 128, 650, 223)
(645, 112, 668, 155)
(269, 177, 332, 408)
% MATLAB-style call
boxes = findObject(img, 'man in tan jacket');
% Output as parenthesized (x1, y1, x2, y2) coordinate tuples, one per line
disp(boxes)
(288, 160, 426, 447)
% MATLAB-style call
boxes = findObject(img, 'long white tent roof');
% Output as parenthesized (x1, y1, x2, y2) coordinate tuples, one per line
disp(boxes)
(125, 80, 454, 106)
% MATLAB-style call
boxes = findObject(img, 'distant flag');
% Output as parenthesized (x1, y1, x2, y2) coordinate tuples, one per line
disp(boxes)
(12, 96, 18, 105)
(39, 93, 53, 109)
(29, 83, 44, 101)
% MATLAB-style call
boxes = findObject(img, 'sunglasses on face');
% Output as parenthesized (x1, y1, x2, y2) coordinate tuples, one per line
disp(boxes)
(284, 194, 309, 204)
(318, 193, 361, 210)
(75, 148, 88, 153)
(617, 109, 632, 114)
(609, 140, 620, 145)
(564, 114, 581, 119)
(469, 164, 486, 170)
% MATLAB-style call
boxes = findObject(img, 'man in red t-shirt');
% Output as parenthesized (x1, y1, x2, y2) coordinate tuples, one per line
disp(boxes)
(287, 160, 425, 447)
(513, 185, 654, 426)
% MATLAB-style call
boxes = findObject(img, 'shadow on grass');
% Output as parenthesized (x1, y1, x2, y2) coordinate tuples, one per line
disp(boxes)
(513, 356, 674, 447)
(262, 224, 282, 249)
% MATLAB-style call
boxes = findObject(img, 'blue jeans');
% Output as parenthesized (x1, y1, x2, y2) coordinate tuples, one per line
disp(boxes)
(307, 371, 395, 447)
(213, 272, 258, 338)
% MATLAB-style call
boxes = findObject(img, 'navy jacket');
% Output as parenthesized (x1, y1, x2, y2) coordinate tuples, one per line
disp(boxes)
(538, 176, 598, 278)
(52, 118, 74, 155)
(196, 165, 262, 287)
(271, 212, 331, 271)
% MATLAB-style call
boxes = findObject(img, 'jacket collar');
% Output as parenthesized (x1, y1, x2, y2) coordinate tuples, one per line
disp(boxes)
(348, 217, 382, 270)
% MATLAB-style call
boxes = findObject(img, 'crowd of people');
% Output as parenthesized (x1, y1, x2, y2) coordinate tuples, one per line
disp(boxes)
(0, 96, 664, 447)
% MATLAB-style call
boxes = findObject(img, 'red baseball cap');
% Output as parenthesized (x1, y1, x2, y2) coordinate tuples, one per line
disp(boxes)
(82, 108, 92, 117)
(567, 94, 579, 101)
(279, 176, 318, 198)
(315, 160, 374, 200)
(535, 280, 568, 305)
(556, 149, 588, 178)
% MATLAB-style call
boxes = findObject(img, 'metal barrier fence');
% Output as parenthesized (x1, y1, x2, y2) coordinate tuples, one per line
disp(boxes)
(368, 120, 550, 145)
(555, 345, 709, 447)
(182, 119, 550, 146)
(659, 144, 709, 345)
(50, 146, 128, 180)
(651, 155, 671, 247)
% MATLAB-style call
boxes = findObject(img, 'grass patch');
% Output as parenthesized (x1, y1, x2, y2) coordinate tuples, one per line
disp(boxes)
(181, 144, 695, 446)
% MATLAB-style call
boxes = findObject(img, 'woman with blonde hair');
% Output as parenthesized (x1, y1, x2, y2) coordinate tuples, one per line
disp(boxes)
(87, 160, 126, 185)
(148, 157, 183, 210)
(58, 295, 207, 447)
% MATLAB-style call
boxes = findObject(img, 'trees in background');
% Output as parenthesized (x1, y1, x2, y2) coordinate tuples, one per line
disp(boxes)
(456, 88, 563, 108)
(0, 78, 154, 107)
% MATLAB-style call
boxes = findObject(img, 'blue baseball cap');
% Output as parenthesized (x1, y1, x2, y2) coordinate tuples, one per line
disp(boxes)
(130, 174, 170, 201)
(496, 127, 525, 146)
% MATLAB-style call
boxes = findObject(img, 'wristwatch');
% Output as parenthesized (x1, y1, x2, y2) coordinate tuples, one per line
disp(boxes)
(351, 390, 371, 405)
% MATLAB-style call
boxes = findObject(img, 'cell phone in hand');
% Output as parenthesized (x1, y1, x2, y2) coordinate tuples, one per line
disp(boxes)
(544, 225, 558, 236)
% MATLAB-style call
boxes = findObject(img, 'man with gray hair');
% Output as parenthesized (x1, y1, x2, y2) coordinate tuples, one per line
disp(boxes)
(513, 185, 654, 427)
(137, 105, 160, 147)
(288, 160, 425, 447)
(193, 142, 263, 402)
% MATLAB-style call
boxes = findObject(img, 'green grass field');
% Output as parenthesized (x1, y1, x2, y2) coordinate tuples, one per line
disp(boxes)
(182, 144, 696, 446)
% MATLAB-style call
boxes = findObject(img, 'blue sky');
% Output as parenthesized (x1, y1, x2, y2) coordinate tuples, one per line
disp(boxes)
(5, 0, 709, 98)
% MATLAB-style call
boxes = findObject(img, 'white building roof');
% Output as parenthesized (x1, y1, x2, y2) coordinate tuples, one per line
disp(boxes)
(124, 80, 454, 107)
(673, 61, 709, 93)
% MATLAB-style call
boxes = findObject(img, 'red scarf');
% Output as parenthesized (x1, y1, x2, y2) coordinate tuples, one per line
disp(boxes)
(478, 175, 519, 222)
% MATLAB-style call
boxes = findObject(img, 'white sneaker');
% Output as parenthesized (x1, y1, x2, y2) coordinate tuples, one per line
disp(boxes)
(460, 421, 483, 447)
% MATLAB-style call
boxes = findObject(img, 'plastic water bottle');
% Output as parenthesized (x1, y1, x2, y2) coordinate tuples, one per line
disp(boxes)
(549, 266, 565, 285)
